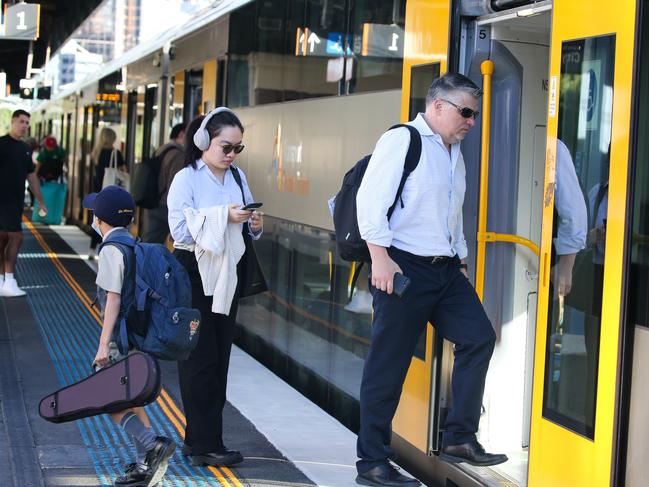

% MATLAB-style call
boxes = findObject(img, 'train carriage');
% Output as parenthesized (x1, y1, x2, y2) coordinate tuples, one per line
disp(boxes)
(32, 1, 649, 486)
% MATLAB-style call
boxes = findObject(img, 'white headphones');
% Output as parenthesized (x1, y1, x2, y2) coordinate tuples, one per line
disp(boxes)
(193, 106, 236, 150)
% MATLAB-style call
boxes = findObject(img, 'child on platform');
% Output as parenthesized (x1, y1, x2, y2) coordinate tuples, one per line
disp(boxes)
(83, 185, 175, 487)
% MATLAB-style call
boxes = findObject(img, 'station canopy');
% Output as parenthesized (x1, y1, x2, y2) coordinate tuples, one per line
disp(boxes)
(0, 0, 104, 91)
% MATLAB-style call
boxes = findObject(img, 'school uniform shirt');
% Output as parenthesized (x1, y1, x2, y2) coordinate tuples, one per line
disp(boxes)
(167, 159, 261, 248)
(95, 227, 127, 341)
(356, 113, 468, 259)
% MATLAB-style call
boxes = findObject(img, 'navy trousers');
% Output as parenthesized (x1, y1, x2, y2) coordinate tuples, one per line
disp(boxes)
(356, 247, 496, 473)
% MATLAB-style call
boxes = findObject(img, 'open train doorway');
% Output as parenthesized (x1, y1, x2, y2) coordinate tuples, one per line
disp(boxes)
(441, 4, 552, 486)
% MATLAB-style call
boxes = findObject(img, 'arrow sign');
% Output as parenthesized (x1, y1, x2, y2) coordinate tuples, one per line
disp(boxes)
(307, 32, 320, 53)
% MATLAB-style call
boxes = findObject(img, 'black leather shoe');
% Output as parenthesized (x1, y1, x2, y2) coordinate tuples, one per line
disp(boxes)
(114, 463, 149, 487)
(356, 463, 420, 486)
(439, 441, 508, 467)
(144, 436, 176, 486)
(189, 449, 244, 467)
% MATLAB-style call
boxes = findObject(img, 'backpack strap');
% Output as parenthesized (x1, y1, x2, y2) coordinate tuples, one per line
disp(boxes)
(230, 165, 247, 205)
(97, 234, 136, 355)
(386, 124, 422, 220)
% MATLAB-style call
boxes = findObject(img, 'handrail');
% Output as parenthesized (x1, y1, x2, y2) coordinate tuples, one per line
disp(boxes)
(475, 60, 494, 301)
(475, 60, 540, 302)
(478, 231, 541, 257)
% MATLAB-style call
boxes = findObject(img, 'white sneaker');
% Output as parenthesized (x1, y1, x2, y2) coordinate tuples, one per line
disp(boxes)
(1, 278, 26, 297)
(344, 290, 373, 314)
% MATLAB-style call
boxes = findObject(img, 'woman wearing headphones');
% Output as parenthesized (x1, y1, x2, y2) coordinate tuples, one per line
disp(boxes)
(167, 107, 263, 467)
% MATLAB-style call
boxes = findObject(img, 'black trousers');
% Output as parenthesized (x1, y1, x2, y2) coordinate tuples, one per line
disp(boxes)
(174, 249, 240, 454)
(356, 247, 496, 474)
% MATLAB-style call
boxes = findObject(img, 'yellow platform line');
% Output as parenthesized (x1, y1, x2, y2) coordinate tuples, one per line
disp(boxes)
(23, 218, 240, 487)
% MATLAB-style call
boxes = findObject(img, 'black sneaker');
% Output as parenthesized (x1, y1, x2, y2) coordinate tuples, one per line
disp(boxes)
(114, 463, 149, 487)
(144, 436, 176, 486)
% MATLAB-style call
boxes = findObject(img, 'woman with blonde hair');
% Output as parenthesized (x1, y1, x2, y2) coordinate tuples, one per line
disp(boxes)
(90, 127, 128, 251)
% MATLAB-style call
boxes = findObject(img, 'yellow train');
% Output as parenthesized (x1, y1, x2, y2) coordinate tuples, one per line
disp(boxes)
(32, 1, 649, 486)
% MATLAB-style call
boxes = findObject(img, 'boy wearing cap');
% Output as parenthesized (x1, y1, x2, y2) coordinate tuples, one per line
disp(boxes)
(82, 185, 175, 487)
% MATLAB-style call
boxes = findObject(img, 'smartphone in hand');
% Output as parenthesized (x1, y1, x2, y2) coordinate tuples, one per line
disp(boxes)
(242, 202, 263, 211)
(392, 273, 411, 298)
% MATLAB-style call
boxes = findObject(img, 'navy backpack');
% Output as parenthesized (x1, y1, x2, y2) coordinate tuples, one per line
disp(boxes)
(103, 234, 201, 361)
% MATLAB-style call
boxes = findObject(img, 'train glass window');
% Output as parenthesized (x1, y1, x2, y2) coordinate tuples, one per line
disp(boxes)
(542, 35, 615, 439)
(348, 0, 406, 94)
(409, 63, 441, 121)
(285, 0, 345, 101)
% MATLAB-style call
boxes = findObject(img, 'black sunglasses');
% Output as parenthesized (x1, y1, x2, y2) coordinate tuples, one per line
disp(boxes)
(442, 99, 480, 119)
(219, 143, 245, 155)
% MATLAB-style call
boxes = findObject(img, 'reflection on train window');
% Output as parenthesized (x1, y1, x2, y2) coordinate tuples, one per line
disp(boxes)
(628, 13, 649, 329)
(348, 0, 406, 94)
(543, 35, 615, 439)
(236, 217, 373, 404)
(226, 0, 405, 108)
(409, 63, 441, 121)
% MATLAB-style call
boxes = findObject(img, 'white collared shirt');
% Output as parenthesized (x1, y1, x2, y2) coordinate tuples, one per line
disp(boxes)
(356, 113, 468, 259)
(167, 159, 258, 246)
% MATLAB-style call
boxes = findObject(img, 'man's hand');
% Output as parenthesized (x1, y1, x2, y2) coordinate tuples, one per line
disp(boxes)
(367, 243, 402, 294)
(551, 253, 577, 299)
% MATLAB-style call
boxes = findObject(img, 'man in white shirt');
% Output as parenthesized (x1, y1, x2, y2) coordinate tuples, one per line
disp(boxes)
(355, 73, 507, 487)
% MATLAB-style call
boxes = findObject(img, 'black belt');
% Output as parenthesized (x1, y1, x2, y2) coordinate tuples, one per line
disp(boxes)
(391, 247, 455, 265)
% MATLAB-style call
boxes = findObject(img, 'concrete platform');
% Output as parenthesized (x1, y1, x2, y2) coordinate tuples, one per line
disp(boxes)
(0, 221, 373, 487)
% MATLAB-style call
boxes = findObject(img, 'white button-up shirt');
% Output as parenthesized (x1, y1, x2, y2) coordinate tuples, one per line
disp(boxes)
(553, 139, 587, 256)
(167, 159, 258, 247)
(356, 113, 468, 259)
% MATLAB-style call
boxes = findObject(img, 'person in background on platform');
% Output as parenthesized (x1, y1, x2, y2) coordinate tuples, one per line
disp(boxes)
(355, 73, 507, 487)
(24, 136, 39, 208)
(36, 135, 67, 183)
(167, 107, 263, 467)
(89, 127, 128, 255)
(140, 123, 186, 244)
(0, 110, 47, 297)
(83, 185, 175, 487)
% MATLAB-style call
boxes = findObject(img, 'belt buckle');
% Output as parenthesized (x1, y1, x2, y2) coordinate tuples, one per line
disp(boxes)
(431, 256, 444, 265)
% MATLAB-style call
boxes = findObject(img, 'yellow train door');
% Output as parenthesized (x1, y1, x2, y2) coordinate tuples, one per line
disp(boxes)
(529, 1, 639, 486)
(392, 0, 452, 454)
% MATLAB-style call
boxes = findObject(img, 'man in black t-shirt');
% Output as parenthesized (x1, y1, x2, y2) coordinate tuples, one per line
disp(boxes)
(0, 109, 47, 297)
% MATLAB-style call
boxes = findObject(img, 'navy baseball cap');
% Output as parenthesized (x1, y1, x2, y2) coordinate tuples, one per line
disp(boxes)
(82, 185, 135, 227)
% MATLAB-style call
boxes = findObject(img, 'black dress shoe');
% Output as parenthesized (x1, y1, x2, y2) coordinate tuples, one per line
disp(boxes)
(356, 463, 421, 486)
(189, 449, 244, 467)
(439, 441, 508, 467)
(144, 436, 176, 486)
(114, 463, 149, 487)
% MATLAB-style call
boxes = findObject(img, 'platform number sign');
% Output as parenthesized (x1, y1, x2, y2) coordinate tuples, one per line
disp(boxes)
(2, 2, 40, 41)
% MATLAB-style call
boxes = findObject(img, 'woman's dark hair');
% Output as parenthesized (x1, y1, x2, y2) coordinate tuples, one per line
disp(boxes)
(184, 111, 244, 168)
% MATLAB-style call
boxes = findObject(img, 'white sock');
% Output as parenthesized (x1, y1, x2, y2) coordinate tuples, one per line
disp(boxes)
(5, 273, 14, 282)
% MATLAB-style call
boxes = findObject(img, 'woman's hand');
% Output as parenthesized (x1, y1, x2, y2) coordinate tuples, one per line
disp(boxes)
(228, 204, 251, 224)
(249, 211, 264, 233)
(93, 341, 111, 369)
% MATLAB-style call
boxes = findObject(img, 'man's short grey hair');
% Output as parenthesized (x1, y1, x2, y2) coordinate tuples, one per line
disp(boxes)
(425, 73, 482, 106)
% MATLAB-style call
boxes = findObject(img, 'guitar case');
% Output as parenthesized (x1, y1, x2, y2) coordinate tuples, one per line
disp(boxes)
(39, 351, 161, 424)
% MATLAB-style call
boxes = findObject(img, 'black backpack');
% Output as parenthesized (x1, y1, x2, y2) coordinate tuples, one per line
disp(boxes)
(332, 124, 422, 263)
(132, 145, 177, 209)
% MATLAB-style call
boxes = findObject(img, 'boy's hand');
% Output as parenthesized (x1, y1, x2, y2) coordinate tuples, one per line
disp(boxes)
(94, 342, 111, 368)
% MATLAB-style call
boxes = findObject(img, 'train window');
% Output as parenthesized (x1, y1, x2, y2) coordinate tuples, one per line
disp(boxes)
(348, 0, 406, 94)
(409, 63, 441, 121)
(542, 35, 615, 439)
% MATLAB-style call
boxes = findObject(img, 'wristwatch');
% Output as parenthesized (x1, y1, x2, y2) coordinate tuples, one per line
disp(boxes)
(459, 263, 468, 270)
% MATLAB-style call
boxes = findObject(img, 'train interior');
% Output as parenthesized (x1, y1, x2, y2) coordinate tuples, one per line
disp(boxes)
(458, 6, 552, 486)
